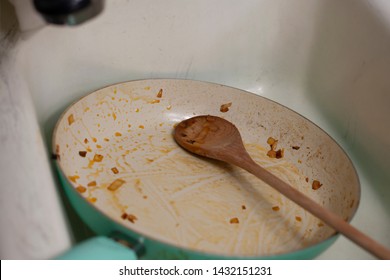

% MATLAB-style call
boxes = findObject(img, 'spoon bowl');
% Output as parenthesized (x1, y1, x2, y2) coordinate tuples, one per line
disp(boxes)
(174, 115, 243, 161)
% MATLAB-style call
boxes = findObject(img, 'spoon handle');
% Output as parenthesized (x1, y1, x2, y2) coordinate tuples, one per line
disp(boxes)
(235, 154, 390, 260)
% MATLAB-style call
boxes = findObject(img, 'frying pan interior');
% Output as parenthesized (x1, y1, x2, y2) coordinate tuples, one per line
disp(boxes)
(53, 79, 360, 258)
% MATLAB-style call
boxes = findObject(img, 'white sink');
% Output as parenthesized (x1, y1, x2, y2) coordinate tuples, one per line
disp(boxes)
(1, 0, 389, 259)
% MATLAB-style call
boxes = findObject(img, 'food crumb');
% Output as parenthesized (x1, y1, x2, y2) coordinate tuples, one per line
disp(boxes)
(87, 197, 97, 203)
(121, 213, 128, 220)
(220, 102, 232, 113)
(76, 186, 86, 193)
(275, 149, 284, 159)
(157, 88, 163, 98)
(93, 154, 104, 162)
(312, 180, 323, 190)
(107, 178, 126, 191)
(68, 175, 80, 183)
(292, 146, 300, 150)
(84, 138, 89, 144)
(87, 181, 97, 187)
(127, 214, 137, 223)
(111, 167, 119, 174)
(295, 216, 302, 222)
(266, 137, 284, 159)
(267, 150, 277, 158)
(139, 125, 145, 129)
(272, 206, 280, 211)
(241, 205, 246, 210)
(229, 217, 239, 224)
(317, 222, 324, 227)
(67, 114, 75, 125)
(115, 132, 122, 137)
(79, 151, 87, 157)
(267, 137, 277, 146)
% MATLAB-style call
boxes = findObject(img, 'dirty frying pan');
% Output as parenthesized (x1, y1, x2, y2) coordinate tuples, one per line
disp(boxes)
(52, 79, 360, 259)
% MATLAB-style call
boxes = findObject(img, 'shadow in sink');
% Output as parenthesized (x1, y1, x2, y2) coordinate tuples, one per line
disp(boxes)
(306, 0, 390, 230)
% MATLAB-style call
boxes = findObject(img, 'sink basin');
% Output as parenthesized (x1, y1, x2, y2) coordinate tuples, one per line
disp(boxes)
(1, 0, 389, 259)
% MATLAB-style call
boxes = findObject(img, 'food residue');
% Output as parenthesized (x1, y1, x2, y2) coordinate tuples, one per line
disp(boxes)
(121, 213, 138, 223)
(84, 138, 89, 144)
(295, 216, 302, 222)
(68, 175, 80, 183)
(87, 181, 97, 187)
(111, 167, 119, 174)
(229, 217, 239, 224)
(93, 154, 104, 162)
(241, 205, 246, 210)
(107, 178, 126, 191)
(127, 214, 138, 223)
(292, 146, 300, 150)
(115, 132, 122, 137)
(220, 102, 232, 113)
(267, 136, 277, 147)
(79, 151, 87, 157)
(272, 206, 280, 211)
(76, 186, 86, 193)
(67, 114, 75, 125)
(312, 180, 323, 190)
(157, 89, 163, 98)
(266, 137, 284, 159)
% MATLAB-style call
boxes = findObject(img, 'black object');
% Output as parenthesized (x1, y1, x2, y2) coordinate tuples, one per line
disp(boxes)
(33, 0, 104, 25)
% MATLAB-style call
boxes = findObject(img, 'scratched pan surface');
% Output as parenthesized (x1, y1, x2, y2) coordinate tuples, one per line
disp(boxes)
(53, 79, 360, 259)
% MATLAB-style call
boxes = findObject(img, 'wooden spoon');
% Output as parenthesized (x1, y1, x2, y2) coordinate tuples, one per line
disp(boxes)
(173, 115, 390, 259)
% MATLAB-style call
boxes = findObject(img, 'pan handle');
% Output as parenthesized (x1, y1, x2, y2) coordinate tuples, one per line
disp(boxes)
(55, 236, 137, 260)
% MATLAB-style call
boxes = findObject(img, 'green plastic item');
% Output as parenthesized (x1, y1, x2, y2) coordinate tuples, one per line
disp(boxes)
(56, 236, 137, 260)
